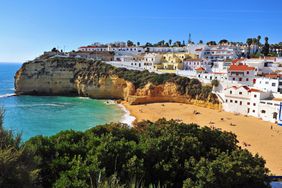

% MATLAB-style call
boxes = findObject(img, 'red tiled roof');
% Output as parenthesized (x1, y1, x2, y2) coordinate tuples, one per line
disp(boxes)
(248, 88, 261, 92)
(229, 64, 255, 71)
(263, 73, 282, 79)
(195, 67, 205, 71)
(225, 86, 261, 93)
(195, 48, 202, 52)
(232, 59, 241, 64)
(79, 46, 99, 49)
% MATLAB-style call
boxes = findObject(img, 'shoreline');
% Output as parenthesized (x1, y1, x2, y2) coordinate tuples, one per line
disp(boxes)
(123, 101, 282, 175)
(117, 102, 136, 126)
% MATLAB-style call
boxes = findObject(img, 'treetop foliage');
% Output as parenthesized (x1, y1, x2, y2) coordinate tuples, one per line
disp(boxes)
(22, 119, 270, 188)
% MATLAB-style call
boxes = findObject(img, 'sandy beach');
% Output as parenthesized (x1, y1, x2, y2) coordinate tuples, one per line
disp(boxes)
(123, 102, 282, 175)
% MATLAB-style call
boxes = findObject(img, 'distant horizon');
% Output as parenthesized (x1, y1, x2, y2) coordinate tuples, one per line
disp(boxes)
(0, 62, 23, 64)
(1, 0, 282, 62)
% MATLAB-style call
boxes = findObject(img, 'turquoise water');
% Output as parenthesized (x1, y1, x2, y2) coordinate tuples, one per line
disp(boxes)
(0, 63, 125, 141)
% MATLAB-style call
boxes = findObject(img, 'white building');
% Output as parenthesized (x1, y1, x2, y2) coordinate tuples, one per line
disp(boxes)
(78, 45, 145, 54)
(183, 59, 211, 71)
(221, 86, 280, 123)
(202, 46, 239, 62)
(143, 53, 162, 71)
(211, 61, 231, 74)
(227, 63, 256, 86)
(254, 74, 282, 93)
(146, 47, 187, 53)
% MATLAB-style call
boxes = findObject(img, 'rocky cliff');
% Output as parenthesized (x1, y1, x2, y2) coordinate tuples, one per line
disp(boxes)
(15, 57, 219, 109)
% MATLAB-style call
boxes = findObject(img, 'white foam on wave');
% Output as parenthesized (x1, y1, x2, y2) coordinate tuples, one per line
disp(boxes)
(104, 100, 116, 105)
(78, 97, 91, 100)
(7, 103, 65, 108)
(118, 103, 136, 127)
(0, 93, 16, 98)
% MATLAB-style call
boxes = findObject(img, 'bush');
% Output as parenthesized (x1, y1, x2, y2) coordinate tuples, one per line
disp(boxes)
(25, 119, 270, 187)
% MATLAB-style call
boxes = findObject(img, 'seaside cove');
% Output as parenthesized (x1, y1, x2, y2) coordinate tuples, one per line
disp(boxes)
(0, 63, 132, 141)
(5, 57, 282, 176)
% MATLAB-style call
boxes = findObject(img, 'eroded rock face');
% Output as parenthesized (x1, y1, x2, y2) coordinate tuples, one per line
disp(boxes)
(15, 60, 134, 99)
(15, 58, 219, 109)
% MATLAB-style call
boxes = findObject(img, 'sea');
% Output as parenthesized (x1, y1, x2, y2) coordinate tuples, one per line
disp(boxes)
(0, 63, 134, 141)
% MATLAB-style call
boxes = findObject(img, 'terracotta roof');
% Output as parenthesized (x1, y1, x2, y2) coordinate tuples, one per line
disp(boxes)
(248, 88, 261, 93)
(225, 85, 261, 93)
(195, 48, 203, 52)
(232, 59, 242, 64)
(263, 73, 282, 79)
(272, 98, 282, 101)
(195, 67, 205, 71)
(229, 64, 255, 71)
(79, 46, 99, 49)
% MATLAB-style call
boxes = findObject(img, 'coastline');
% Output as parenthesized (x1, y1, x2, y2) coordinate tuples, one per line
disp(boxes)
(122, 101, 282, 175)
(117, 102, 136, 126)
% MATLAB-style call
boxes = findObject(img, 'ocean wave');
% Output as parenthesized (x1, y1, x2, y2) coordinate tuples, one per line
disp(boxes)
(78, 97, 91, 100)
(104, 100, 116, 105)
(118, 104, 136, 126)
(0, 93, 16, 98)
(7, 103, 66, 108)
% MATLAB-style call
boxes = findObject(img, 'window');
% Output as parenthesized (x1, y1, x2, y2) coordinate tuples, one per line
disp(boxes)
(230, 100, 233, 103)
(261, 110, 266, 114)
(240, 101, 242, 105)
(226, 99, 228, 103)
(230, 91, 232, 94)
(246, 78, 249, 81)
(239, 78, 242, 81)
(254, 95, 257, 98)
(253, 110, 255, 113)
(247, 71, 249, 74)
(235, 100, 238, 103)
(239, 92, 242, 95)
(253, 103, 256, 106)
(247, 102, 250, 105)
(233, 78, 235, 81)
(272, 83, 276, 87)
(265, 81, 269, 84)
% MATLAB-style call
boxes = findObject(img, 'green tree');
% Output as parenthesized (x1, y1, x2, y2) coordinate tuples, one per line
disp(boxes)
(199, 40, 203, 44)
(211, 79, 219, 87)
(207, 41, 217, 46)
(127, 40, 134, 47)
(261, 37, 270, 56)
(169, 39, 172, 46)
(137, 42, 140, 46)
(144, 42, 153, 47)
(25, 119, 270, 187)
(257, 35, 262, 46)
(246, 38, 253, 58)
(0, 109, 36, 188)
(173, 41, 182, 47)
(51, 47, 59, 52)
(219, 39, 228, 45)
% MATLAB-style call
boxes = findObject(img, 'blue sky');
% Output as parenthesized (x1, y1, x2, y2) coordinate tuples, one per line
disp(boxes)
(0, 0, 282, 62)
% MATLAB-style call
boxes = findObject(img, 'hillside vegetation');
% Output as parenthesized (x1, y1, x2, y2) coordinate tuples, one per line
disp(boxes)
(48, 58, 218, 104)
(0, 106, 270, 188)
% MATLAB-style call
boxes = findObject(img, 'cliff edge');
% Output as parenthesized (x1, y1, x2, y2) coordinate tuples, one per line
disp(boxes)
(15, 57, 219, 108)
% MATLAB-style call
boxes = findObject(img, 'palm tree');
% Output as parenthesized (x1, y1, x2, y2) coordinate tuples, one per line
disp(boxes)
(261, 37, 270, 56)
(169, 39, 172, 46)
(257, 35, 261, 46)
(265, 37, 269, 44)
(246, 38, 253, 58)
